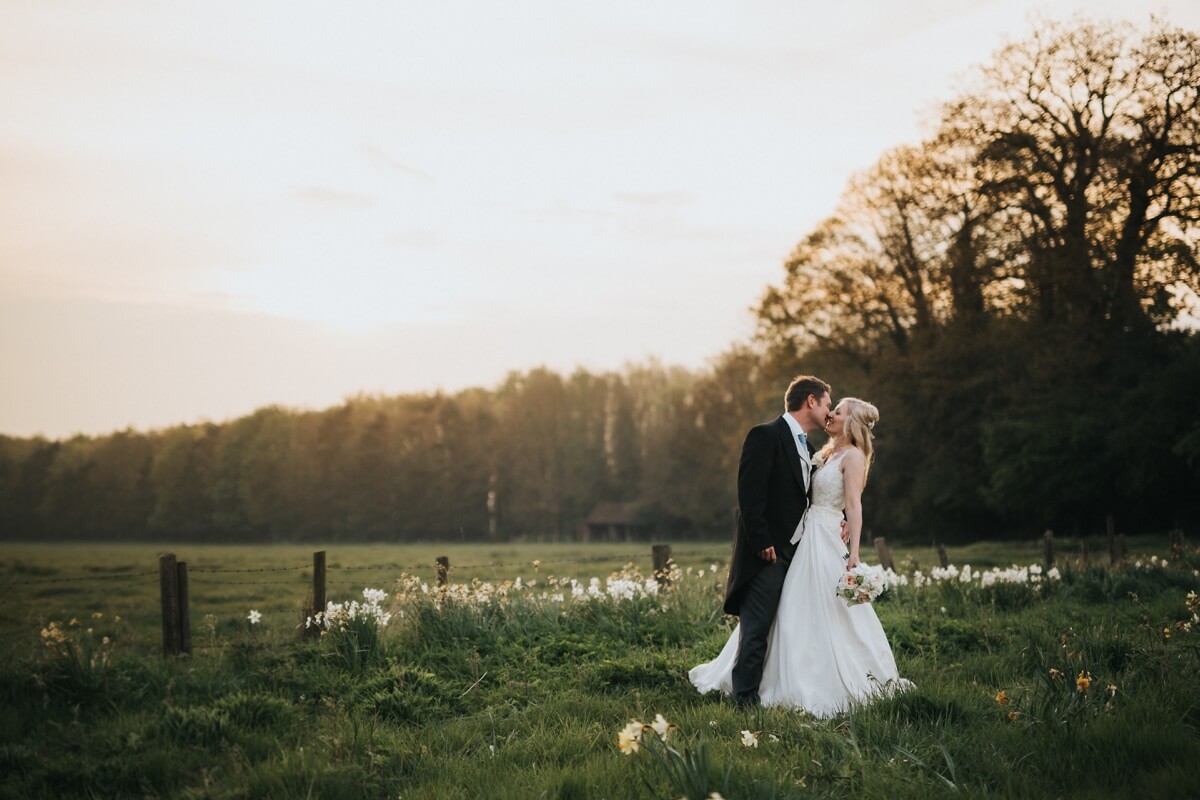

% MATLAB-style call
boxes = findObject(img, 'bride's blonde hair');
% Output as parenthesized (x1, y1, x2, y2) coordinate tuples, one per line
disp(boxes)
(820, 397, 879, 483)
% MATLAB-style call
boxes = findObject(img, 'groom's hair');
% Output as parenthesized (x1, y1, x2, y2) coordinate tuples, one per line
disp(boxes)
(784, 375, 831, 412)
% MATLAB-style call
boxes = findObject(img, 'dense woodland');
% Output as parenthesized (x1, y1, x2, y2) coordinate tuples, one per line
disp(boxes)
(3, 17, 1199, 545)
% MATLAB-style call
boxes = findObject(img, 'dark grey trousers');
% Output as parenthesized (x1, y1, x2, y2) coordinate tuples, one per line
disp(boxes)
(731, 555, 791, 706)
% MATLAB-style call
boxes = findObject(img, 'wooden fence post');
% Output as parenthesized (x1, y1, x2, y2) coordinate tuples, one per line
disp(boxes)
(936, 544, 949, 568)
(872, 537, 894, 571)
(436, 556, 450, 587)
(1110, 533, 1125, 566)
(177, 560, 191, 656)
(1170, 529, 1184, 561)
(1106, 514, 1115, 565)
(159, 553, 181, 657)
(652, 544, 672, 586)
(1043, 530, 1055, 569)
(308, 550, 326, 637)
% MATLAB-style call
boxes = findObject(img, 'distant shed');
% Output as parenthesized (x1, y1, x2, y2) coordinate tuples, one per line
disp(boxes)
(581, 502, 646, 541)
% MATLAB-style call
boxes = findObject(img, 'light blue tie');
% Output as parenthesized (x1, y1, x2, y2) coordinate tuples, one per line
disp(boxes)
(797, 431, 808, 454)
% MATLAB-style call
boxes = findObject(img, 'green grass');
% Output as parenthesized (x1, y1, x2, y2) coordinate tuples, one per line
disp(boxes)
(1, 537, 1197, 798)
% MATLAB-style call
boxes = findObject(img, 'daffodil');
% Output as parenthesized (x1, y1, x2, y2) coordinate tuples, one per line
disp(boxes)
(995, 690, 1009, 705)
(741, 730, 759, 748)
(650, 713, 670, 740)
(1076, 671, 1091, 693)
(247, 610, 262, 625)
(617, 719, 644, 754)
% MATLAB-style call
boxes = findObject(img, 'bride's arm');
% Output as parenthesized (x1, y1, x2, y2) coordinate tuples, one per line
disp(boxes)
(842, 449, 867, 568)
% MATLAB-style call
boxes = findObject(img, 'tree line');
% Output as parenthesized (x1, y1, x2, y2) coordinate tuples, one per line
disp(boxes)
(2, 15, 1198, 544)
(0, 357, 788, 543)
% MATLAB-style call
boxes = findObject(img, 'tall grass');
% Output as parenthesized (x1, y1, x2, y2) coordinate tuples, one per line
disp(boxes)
(1, 542, 1197, 798)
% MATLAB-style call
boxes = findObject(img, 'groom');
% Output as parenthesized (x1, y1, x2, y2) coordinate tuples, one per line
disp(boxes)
(724, 374, 831, 707)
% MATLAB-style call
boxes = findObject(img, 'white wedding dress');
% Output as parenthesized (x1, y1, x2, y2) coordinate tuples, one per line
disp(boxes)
(689, 450, 912, 717)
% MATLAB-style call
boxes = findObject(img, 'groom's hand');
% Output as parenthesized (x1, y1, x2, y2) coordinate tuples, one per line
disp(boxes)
(758, 546, 777, 563)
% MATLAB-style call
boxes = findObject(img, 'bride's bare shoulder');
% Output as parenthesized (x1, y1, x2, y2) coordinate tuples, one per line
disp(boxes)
(840, 447, 866, 468)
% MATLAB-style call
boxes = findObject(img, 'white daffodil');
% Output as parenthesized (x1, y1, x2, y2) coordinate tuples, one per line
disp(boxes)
(650, 713, 670, 739)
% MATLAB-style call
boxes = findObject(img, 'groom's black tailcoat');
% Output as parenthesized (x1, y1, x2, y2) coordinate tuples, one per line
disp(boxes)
(723, 415, 811, 616)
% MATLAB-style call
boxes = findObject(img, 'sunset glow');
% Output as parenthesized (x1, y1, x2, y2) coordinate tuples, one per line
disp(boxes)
(4, 0, 1198, 437)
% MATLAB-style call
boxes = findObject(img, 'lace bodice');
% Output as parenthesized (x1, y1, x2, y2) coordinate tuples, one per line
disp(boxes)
(810, 450, 847, 511)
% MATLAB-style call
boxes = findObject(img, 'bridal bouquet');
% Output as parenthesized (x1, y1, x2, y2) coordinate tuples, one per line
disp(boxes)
(836, 563, 888, 606)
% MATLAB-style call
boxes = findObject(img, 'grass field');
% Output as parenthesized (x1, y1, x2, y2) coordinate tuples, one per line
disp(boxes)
(2, 536, 1197, 798)
(0, 536, 1081, 643)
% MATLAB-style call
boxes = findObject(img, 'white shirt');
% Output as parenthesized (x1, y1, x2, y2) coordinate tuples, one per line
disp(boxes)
(782, 412, 812, 487)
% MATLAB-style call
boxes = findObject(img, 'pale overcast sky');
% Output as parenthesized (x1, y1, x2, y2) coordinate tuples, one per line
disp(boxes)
(3, 1, 1197, 438)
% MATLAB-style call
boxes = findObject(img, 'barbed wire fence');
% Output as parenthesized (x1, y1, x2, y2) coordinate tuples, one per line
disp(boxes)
(5, 544, 718, 656)
(10, 527, 1157, 656)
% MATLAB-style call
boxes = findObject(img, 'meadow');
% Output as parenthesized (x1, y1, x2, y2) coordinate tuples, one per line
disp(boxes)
(1, 536, 1198, 798)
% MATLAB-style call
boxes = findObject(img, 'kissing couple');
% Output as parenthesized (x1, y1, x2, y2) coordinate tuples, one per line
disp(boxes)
(689, 375, 912, 716)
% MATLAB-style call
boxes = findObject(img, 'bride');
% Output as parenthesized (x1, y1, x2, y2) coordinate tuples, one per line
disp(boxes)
(689, 397, 911, 717)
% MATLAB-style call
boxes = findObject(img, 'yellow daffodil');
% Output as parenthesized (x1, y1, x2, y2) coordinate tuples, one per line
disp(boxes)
(1048, 668, 1063, 679)
(1007, 710, 1018, 722)
(615, 719, 644, 755)
(995, 690, 1009, 705)
(1076, 671, 1091, 693)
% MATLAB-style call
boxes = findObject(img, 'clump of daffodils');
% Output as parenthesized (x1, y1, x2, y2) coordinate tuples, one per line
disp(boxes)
(615, 713, 726, 798)
(1183, 591, 1199, 632)
(39, 615, 120, 671)
(393, 563, 668, 610)
(306, 587, 392, 631)
(615, 714, 680, 755)
(911, 562, 1062, 589)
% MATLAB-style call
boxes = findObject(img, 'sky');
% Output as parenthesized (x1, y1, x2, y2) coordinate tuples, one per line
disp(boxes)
(3, 1, 1198, 439)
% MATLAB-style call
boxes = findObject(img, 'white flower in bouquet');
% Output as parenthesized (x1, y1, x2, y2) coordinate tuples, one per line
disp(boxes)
(836, 563, 888, 606)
